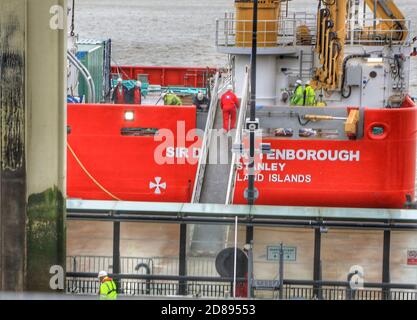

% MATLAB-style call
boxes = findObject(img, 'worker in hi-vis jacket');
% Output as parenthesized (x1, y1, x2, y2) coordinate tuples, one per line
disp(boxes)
(304, 80, 316, 106)
(163, 91, 182, 106)
(98, 270, 117, 300)
(290, 79, 304, 106)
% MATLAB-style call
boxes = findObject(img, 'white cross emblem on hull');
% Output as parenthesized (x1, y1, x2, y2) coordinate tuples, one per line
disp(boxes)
(149, 177, 167, 194)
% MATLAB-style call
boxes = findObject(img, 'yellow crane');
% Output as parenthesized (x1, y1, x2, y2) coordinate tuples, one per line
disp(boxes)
(363, 0, 407, 41)
(313, 0, 347, 92)
(312, 0, 408, 93)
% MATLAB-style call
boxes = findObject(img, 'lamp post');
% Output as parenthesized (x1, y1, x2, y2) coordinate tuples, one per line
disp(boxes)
(245, 0, 259, 246)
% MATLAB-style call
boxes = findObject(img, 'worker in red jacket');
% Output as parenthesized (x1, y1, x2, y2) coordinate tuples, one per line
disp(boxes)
(220, 84, 239, 133)
(112, 78, 128, 104)
(129, 81, 142, 105)
(235, 244, 250, 298)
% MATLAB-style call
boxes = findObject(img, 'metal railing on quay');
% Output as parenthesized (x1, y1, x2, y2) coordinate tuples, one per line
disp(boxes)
(66, 273, 239, 298)
(67, 255, 219, 276)
(65, 273, 417, 300)
(281, 279, 417, 300)
(67, 277, 232, 298)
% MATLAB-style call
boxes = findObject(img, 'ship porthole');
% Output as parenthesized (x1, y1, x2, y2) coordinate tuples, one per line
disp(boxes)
(368, 123, 389, 140)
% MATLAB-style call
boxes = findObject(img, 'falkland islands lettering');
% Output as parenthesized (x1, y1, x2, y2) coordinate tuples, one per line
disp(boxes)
(237, 149, 360, 184)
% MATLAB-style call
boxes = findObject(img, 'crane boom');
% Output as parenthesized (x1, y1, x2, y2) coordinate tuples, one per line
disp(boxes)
(364, 0, 407, 41)
(312, 0, 408, 93)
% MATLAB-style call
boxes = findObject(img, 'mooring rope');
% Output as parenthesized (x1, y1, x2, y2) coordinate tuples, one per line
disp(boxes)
(67, 143, 122, 201)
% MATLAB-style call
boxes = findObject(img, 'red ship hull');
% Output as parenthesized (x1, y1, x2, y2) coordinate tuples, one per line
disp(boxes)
(67, 104, 198, 202)
(233, 100, 417, 209)
(67, 64, 417, 209)
(67, 101, 417, 209)
(111, 66, 217, 88)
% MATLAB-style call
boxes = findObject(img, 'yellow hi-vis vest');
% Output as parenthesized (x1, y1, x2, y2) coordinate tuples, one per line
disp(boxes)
(304, 85, 316, 106)
(164, 93, 182, 106)
(99, 278, 118, 300)
(290, 85, 304, 106)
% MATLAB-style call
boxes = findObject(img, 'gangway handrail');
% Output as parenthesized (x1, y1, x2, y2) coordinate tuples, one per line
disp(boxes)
(191, 72, 222, 203)
(67, 50, 96, 103)
(225, 67, 250, 205)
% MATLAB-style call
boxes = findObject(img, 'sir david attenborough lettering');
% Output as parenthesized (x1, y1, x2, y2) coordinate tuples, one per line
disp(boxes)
(262, 149, 360, 162)
(237, 148, 361, 184)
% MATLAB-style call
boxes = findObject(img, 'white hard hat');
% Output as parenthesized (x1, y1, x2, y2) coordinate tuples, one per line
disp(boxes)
(197, 91, 204, 101)
(243, 244, 251, 251)
(117, 78, 123, 83)
(98, 271, 108, 278)
(295, 79, 303, 85)
(227, 84, 233, 91)
(136, 81, 142, 87)
(306, 80, 311, 86)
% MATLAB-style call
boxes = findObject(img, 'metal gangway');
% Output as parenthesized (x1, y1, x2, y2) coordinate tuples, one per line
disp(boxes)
(189, 69, 250, 256)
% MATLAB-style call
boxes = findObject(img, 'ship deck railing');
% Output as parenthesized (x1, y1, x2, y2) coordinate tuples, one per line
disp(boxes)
(216, 13, 412, 49)
(216, 12, 318, 48)
(345, 18, 412, 45)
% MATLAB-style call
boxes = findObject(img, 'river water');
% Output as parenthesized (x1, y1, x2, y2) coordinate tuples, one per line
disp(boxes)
(75, 0, 416, 94)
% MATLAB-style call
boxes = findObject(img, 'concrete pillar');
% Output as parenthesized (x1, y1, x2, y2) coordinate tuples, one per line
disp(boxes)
(0, 0, 67, 292)
(0, 0, 27, 291)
